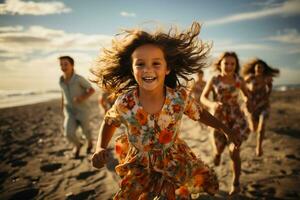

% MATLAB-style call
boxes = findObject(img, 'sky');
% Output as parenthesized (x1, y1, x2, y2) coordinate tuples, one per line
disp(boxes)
(0, 0, 300, 91)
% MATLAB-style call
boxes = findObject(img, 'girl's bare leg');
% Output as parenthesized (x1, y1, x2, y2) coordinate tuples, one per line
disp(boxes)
(212, 130, 226, 166)
(256, 114, 266, 156)
(228, 143, 241, 196)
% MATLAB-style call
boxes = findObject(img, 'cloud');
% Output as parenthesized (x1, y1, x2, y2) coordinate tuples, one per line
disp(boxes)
(267, 29, 300, 44)
(120, 11, 136, 17)
(0, 25, 112, 55)
(0, 0, 71, 15)
(211, 39, 273, 55)
(0, 25, 23, 33)
(206, 0, 300, 26)
(0, 24, 113, 90)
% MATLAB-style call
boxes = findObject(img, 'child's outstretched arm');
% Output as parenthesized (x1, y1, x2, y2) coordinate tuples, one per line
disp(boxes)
(200, 78, 222, 110)
(92, 121, 117, 169)
(199, 108, 241, 147)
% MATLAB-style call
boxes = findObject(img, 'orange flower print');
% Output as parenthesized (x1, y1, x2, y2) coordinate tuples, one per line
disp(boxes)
(165, 97, 171, 105)
(127, 96, 135, 109)
(172, 104, 181, 113)
(143, 144, 151, 152)
(180, 88, 187, 99)
(192, 167, 208, 176)
(194, 174, 204, 187)
(119, 104, 128, 113)
(235, 81, 240, 88)
(121, 176, 130, 187)
(130, 126, 140, 136)
(115, 143, 122, 155)
(158, 129, 173, 144)
(136, 108, 148, 125)
(175, 186, 189, 198)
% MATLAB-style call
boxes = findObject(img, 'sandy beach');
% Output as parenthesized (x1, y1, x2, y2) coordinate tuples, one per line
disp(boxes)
(0, 89, 300, 200)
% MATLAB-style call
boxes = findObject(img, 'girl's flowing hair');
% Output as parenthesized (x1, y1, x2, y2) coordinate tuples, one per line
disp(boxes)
(213, 51, 240, 74)
(91, 22, 211, 96)
(241, 58, 280, 78)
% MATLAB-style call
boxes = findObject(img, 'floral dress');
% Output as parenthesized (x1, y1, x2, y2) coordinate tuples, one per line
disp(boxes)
(191, 80, 206, 103)
(245, 75, 272, 121)
(211, 75, 250, 149)
(105, 87, 219, 200)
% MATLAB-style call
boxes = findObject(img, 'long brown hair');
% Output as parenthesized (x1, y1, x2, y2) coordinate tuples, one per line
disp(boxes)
(241, 58, 280, 77)
(213, 51, 240, 74)
(91, 22, 211, 96)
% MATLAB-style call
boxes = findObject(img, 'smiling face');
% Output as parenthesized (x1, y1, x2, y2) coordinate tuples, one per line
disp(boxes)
(131, 44, 170, 93)
(255, 63, 264, 76)
(220, 56, 236, 76)
(60, 58, 74, 76)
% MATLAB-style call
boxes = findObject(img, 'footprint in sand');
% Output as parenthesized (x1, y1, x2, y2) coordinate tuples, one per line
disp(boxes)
(9, 188, 39, 200)
(247, 183, 265, 197)
(0, 171, 8, 186)
(76, 171, 98, 180)
(286, 154, 300, 161)
(48, 149, 71, 157)
(66, 190, 96, 200)
(261, 187, 276, 196)
(10, 159, 27, 167)
(40, 163, 62, 172)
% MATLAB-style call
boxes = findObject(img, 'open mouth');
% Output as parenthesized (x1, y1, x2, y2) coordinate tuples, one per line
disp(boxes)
(142, 76, 156, 83)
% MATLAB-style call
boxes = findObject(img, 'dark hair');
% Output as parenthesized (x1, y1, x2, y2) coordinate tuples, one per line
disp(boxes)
(59, 56, 74, 66)
(91, 22, 211, 96)
(213, 51, 240, 74)
(241, 58, 280, 78)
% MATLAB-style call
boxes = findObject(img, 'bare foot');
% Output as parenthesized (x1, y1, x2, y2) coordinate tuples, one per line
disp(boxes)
(229, 183, 240, 196)
(73, 144, 82, 159)
(256, 146, 263, 157)
(213, 154, 221, 166)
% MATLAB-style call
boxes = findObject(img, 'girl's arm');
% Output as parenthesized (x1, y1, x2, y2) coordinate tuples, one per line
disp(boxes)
(240, 79, 253, 112)
(200, 78, 221, 110)
(96, 121, 117, 151)
(199, 108, 240, 147)
(92, 121, 117, 168)
(266, 76, 273, 96)
(74, 87, 95, 103)
(240, 79, 250, 99)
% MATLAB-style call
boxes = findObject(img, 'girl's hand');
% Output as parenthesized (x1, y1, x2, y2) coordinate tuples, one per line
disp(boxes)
(213, 102, 223, 111)
(91, 148, 108, 169)
(226, 130, 241, 148)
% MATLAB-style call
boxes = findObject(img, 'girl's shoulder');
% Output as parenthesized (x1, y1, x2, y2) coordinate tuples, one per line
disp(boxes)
(74, 73, 85, 80)
(114, 89, 136, 106)
(210, 74, 221, 85)
(171, 86, 193, 102)
(244, 74, 255, 82)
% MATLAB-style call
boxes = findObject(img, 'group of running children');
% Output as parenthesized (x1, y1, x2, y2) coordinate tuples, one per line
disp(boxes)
(59, 22, 280, 199)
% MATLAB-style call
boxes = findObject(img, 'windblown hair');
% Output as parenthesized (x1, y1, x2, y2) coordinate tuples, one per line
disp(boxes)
(241, 58, 280, 78)
(91, 22, 211, 96)
(213, 51, 240, 74)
